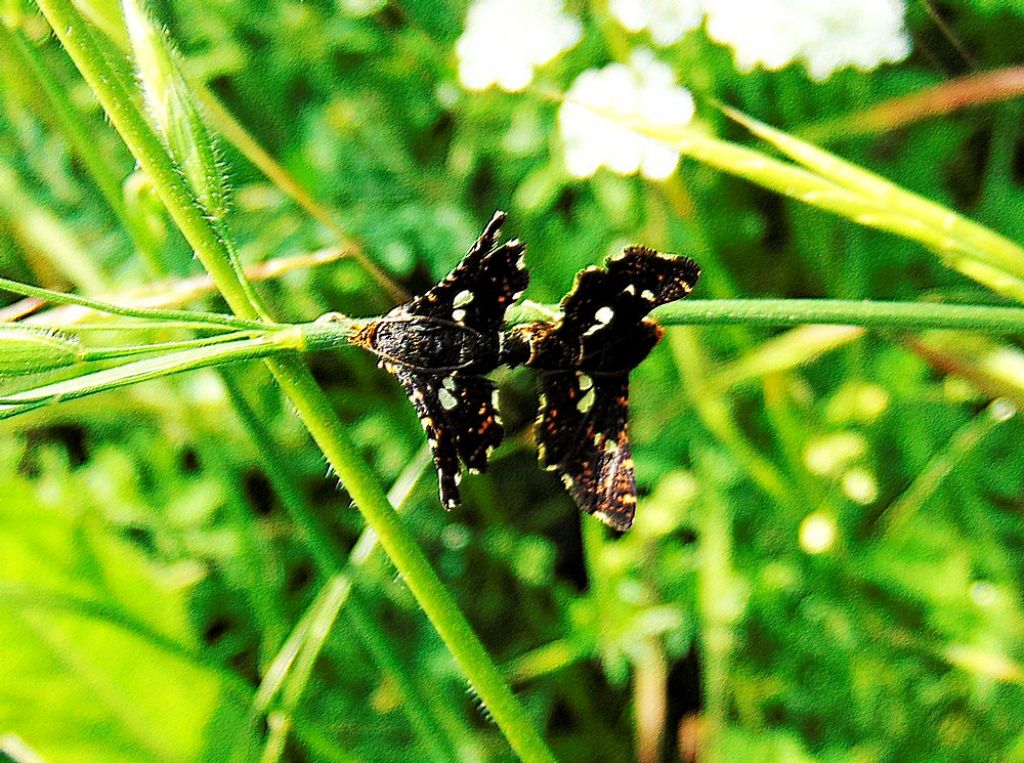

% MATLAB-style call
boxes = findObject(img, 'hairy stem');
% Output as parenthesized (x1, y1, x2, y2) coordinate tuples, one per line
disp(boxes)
(32, 1, 553, 758)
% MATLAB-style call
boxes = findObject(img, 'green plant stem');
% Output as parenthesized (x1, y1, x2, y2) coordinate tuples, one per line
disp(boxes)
(0, 331, 300, 415)
(508, 298, 1024, 334)
(34, 2, 554, 758)
(225, 379, 461, 760)
(259, 575, 351, 763)
(0, 276, 271, 330)
(296, 296, 1024, 361)
(3, 321, 268, 332)
(6, 292, 1019, 418)
(32, 0, 269, 322)
(80, 331, 262, 361)
(656, 298, 1024, 332)
(260, 361, 555, 762)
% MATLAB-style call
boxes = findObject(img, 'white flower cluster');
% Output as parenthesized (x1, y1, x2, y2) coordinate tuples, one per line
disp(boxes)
(605, 0, 910, 79)
(558, 50, 695, 180)
(456, 0, 910, 93)
(456, 0, 581, 92)
(704, 0, 911, 80)
(456, 0, 912, 182)
(608, 0, 702, 47)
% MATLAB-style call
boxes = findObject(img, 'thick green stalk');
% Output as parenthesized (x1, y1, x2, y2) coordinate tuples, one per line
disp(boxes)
(508, 298, 1024, 334)
(32, 1, 554, 758)
(32, 0, 266, 321)
(5, 294, 1019, 418)
(225, 378, 461, 761)
(654, 299, 1024, 333)
(260, 361, 555, 762)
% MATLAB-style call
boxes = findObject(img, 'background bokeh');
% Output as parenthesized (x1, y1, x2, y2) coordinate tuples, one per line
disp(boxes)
(2, 1, 1024, 761)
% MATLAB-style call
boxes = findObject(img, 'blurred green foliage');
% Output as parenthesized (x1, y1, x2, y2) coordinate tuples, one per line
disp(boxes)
(2, 0, 1024, 761)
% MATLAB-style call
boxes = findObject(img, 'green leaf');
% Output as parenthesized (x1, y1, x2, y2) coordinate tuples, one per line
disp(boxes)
(0, 443, 254, 761)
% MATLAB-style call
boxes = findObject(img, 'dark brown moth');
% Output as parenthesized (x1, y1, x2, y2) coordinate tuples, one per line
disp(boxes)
(502, 246, 700, 531)
(351, 211, 528, 510)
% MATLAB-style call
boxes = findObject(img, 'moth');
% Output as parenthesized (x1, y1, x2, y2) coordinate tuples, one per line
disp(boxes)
(350, 211, 528, 510)
(502, 247, 700, 531)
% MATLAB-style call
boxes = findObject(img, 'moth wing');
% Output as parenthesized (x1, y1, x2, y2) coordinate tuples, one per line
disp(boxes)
(536, 370, 587, 470)
(396, 369, 504, 509)
(396, 370, 462, 509)
(404, 211, 528, 334)
(607, 246, 700, 308)
(451, 376, 504, 472)
(536, 372, 637, 531)
(558, 247, 699, 357)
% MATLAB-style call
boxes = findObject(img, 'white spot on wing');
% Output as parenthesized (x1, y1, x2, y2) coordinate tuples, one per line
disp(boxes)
(442, 375, 457, 391)
(452, 308, 467, 322)
(624, 284, 636, 295)
(641, 289, 655, 301)
(439, 388, 458, 410)
(583, 305, 615, 336)
(578, 373, 593, 391)
(453, 289, 474, 307)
